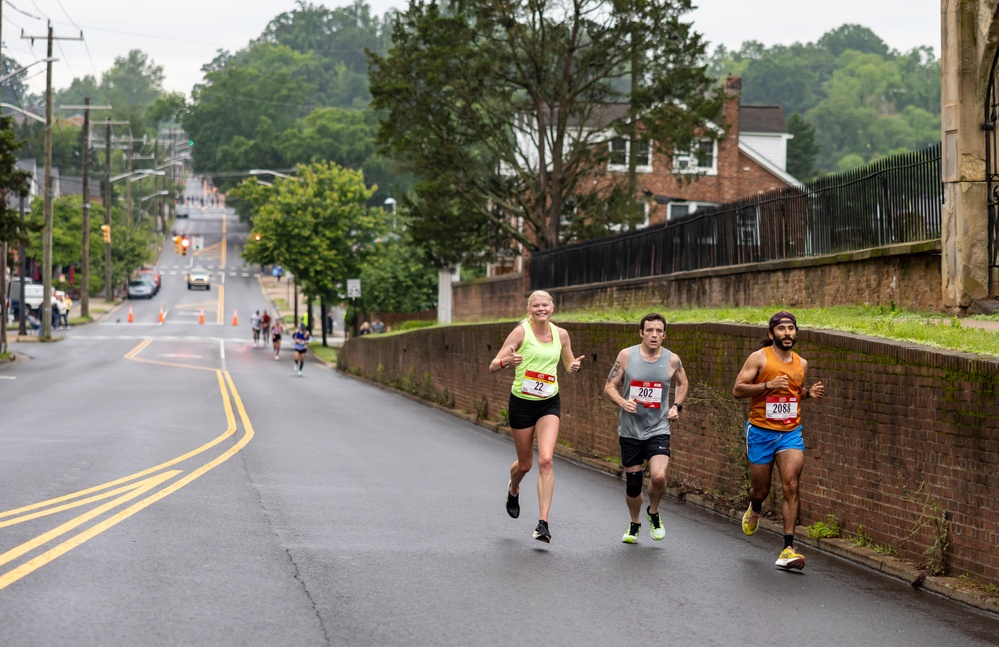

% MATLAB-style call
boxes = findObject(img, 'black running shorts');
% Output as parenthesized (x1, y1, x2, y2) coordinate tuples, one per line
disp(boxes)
(619, 434, 671, 468)
(508, 392, 561, 429)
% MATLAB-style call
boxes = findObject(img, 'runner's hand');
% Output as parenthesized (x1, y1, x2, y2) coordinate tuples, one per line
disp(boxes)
(509, 352, 523, 366)
(767, 375, 789, 390)
(621, 398, 639, 414)
(570, 355, 585, 373)
(809, 381, 825, 399)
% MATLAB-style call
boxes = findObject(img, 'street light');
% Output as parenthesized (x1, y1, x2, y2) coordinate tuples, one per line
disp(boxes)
(109, 169, 164, 183)
(249, 168, 298, 180)
(138, 190, 169, 202)
(384, 197, 398, 230)
(0, 58, 58, 85)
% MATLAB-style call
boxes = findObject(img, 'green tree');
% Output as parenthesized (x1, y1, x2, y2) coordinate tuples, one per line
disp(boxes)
(786, 113, 819, 181)
(369, 0, 721, 261)
(0, 116, 31, 247)
(359, 234, 437, 313)
(241, 161, 381, 302)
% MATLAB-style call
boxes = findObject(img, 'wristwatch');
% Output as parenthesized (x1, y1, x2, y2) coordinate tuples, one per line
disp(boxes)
(673, 403, 683, 413)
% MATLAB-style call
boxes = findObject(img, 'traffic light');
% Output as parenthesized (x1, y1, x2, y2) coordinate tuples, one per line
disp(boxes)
(181, 236, 190, 255)
(100, 224, 111, 244)
(253, 233, 261, 241)
(189, 140, 194, 146)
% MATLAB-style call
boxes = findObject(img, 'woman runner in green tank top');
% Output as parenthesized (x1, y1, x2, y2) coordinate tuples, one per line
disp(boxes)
(489, 290, 586, 543)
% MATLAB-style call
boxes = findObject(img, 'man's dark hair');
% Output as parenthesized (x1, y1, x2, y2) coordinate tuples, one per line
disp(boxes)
(761, 311, 797, 348)
(639, 313, 666, 332)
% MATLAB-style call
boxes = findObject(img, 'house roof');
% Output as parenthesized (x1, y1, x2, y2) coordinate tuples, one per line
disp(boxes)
(739, 106, 787, 134)
(738, 141, 800, 186)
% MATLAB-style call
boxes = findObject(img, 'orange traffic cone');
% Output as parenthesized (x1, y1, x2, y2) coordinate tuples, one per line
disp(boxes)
(198, 309, 205, 325)
(158, 307, 165, 324)
(127, 306, 134, 323)
(232, 309, 238, 326)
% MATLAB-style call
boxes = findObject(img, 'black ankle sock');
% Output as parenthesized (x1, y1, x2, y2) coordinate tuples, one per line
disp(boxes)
(751, 501, 763, 513)
(783, 534, 795, 549)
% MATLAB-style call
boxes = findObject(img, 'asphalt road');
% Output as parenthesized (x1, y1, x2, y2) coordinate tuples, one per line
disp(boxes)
(2, 184, 998, 646)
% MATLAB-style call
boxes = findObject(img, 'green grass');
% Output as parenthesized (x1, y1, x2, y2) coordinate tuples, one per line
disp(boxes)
(545, 304, 999, 358)
(309, 343, 338, 365)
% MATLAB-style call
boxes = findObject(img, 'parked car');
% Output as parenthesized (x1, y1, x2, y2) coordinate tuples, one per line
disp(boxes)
(134, 267, 161, 292)
(127, 277, 155, 299)
(176, 207, 189, 219)
(187, 267, 211, 290)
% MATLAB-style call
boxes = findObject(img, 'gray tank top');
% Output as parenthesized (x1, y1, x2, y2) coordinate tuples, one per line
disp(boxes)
(617, 345, 672, 440)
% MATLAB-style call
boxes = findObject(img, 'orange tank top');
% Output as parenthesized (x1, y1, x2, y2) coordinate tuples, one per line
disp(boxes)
(748, 346, 805, 431)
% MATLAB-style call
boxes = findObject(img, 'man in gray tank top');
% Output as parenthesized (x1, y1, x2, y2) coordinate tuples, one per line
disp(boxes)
(604, 313, 688, 544)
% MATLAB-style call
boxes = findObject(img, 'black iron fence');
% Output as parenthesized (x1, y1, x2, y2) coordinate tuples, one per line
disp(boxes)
(530, 143, 942, 290)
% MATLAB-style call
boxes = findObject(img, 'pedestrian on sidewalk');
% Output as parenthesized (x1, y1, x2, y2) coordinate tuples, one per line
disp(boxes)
(604, 313, 688, 545)
(732, 311, 825, 570)
(489, 290, 585, 544)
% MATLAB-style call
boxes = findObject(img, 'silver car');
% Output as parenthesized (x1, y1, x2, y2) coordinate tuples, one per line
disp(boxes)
(127, 278, 155, 299)
(187, 267, 211, 290)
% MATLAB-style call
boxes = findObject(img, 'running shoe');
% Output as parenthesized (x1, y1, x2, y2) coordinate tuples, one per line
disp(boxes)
(647, 507, 665, 541)
(742, 505, 759, 536)
(775, 546, 805, 570)
(622, 522, 641, 544)
(533, 520, 551, 543)
(506, 482, 520, 519)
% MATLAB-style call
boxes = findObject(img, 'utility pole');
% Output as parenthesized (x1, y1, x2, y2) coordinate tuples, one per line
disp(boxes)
(80, 97, 91, 318)
(22, 22, 82, 340)
(104, 117, 112, 301)
(60, 101, 111, 318)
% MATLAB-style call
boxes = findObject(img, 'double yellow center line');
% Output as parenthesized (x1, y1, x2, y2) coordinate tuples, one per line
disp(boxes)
(0, 341, 253, 590)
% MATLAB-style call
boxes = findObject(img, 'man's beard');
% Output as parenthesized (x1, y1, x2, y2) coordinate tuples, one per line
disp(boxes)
(777, 335, 797, 350)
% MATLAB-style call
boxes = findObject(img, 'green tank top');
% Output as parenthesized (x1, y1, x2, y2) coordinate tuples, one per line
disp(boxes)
(510, 320, 562, 401)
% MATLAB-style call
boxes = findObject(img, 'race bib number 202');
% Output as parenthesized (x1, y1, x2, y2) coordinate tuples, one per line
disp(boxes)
(522, 370, 556, 398)
(628, 380, 663, 408)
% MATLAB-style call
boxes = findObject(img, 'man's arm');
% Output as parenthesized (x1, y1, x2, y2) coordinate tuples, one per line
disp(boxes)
(670, 354, 689, 412)
(604, 349, 637, 413)
(732, 350, 769, 399)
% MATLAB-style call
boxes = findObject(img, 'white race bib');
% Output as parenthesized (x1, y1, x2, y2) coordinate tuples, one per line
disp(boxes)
(765, 396, 798, 423)
(628, 380, 663, 408)
(522, 370, 556, 398)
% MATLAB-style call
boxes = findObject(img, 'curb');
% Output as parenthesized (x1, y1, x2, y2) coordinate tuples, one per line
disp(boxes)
(335, 364, 999, 617)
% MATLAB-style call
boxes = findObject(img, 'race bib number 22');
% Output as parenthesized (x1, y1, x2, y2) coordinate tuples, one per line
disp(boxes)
(522, 370, 556, 398)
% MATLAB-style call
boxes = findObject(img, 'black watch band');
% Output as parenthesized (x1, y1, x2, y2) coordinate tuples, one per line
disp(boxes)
(674, 403, 683, 412)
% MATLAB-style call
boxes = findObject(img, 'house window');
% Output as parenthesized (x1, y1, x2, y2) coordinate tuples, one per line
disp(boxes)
(673, 139, 718, 175)
(669, 203, 689, 221)
(608, 137, 652, 171)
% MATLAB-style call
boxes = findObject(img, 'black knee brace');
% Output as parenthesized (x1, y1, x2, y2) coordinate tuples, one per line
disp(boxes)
(626, 471, 643, 498)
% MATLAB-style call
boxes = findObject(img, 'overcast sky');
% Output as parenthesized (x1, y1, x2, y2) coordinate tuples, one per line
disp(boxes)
(3, 0, 941, 100)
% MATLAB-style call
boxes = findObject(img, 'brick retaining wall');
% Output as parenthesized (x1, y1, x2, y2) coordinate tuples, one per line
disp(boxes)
(339, 321, 998, 585)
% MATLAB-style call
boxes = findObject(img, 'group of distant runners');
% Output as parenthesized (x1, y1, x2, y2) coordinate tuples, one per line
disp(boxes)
(251, 309, 311, 376)
(492, 291, 824, 570)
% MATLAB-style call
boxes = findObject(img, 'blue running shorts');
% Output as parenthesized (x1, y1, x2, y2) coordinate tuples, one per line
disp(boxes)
(745, 422, 805, 465)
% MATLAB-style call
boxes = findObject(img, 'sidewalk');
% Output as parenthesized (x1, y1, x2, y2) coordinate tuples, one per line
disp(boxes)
(5, 294, 124, 342)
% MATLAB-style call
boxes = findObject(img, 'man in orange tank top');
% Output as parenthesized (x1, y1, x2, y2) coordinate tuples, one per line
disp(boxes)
(733, 311, 825, 570)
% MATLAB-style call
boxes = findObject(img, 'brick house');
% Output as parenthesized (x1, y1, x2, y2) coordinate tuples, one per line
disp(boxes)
(484, 75, 799, 276)
(605, 75, 799, 226)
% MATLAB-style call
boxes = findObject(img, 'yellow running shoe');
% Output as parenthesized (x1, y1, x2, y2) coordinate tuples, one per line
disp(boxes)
(622, 522, 641, 544)
(742, 506, 759, 535)
(775, 546, 805, 570)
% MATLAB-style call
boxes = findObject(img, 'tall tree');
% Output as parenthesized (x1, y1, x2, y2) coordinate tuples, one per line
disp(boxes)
(369, 0, 720, 261)
(785, 113, 819, 181)
(240, 161, 381, 301)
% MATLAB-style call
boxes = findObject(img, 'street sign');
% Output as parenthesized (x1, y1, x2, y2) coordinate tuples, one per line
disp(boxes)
(347, 278, 361, 298)
(193, 236, 204, 251)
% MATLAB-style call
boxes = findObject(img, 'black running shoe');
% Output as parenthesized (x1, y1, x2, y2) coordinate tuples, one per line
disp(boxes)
(533, 520, 551, 543)
(506, 481, 520, 518)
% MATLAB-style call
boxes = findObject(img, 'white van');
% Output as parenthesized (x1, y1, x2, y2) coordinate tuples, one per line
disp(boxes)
(7, 278, 44, 314)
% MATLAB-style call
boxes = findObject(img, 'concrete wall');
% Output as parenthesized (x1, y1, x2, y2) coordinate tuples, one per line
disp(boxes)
(340, 321, 999, 585)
